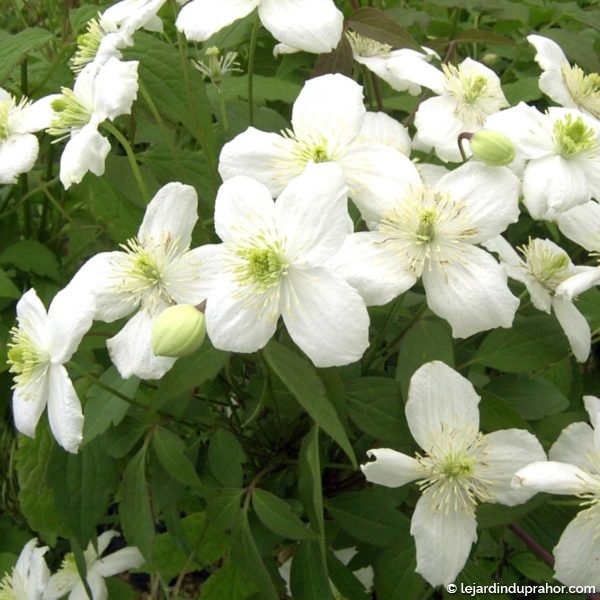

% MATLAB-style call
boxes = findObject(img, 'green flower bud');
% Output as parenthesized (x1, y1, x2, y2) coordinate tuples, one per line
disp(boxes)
(469, 130, 516, 166)
(152, 304, 206, 358)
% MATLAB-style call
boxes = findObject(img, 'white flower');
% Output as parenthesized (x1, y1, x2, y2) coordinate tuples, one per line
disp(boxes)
(7, 287, 94, 453)
(333, 161, 520, 338)
(362, 361, 546, 587)
(528, 34, 600, 119)
(0, 539, 50, 600)
(392, 57, 508, 162)
(485, 236, 594, 362)
(219, 73, 417, 222)
(512, 395, 600, 588)
(176, 0, 343, 54)
(44, 531, 144, 600)
(68, 182, 221, 380)
(47, 57, 139, 189)
(0, 89, 55, 184)
(486, 103, 600, 221)
(205, 163, 369, 368)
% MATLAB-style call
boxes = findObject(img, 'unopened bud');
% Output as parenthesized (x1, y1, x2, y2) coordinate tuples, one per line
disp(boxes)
(152, 304, 206, 358)
(469, 130, 515, 166)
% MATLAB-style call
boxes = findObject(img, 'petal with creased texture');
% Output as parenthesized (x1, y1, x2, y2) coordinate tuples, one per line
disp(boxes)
(361, 448, 424, 488)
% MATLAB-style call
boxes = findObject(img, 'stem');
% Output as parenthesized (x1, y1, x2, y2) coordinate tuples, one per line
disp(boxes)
(247, 14, 260, 126)
(457, 132, 472, 162)
(102, 121, 149, 202)
(370, 72, 385, 111)
(217, 88, 229, 133)
(508, 524, 553, 567)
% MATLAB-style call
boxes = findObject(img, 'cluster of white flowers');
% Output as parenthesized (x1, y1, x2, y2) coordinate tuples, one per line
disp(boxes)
(0, 533, 143, 600)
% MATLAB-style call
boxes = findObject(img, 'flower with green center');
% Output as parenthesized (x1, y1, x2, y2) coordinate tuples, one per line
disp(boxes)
(44, 531, 144, 600)
(362, 361, 546, 587)
(205, 163, 369, 368)
(219, 74, 417, 223)
(486, 103, 600, 221)
(0, 539, 49, 600)
(193, 46, 241, 86)
(529, 34, 600, 119)
(513, 395, 600, 588)
(333, 161, 520, 338)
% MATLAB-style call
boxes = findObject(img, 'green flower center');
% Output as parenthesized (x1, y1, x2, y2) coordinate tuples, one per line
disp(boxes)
(7, 327, 48, 389)
(437, 453, 477, 478)
(520, 238, 571, 292)
(346, 31, 392, 58)
(562, 64, 600, 119)
(71, 17, 105, 73)
(236, 246, 287, 292)
(554, 114, 597, 159)
(0, 100, 11, 140)
(0, 571, 18, 600)
(48, 88, 92, 138)
(416, 209, 437, 243)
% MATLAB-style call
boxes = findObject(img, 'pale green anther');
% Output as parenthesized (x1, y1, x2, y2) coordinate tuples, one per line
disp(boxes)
(563, 64, 600, 119)
(438, 454, 476, 478)
(311, 145, 329, 163)
(553, 114, 597, 159)
(48, 88, 91, 138)
(462, 75, 488, 104)
(7, 327, 47, 388)
(416, 209, 437, 243)
(71, 17, 104, 73)
(346, 31, 392, 57)
(0, 572, 17, 600)
(123, 239, 163, 286)
(0, 100, 10, 140)
(193, 47, 241, 86)
(237, 246, 287, 291)
(522, 238, 571, 292)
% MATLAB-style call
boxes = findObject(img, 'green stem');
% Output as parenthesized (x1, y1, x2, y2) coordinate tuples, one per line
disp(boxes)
(217, 88, 229, 133)
(247, 14, 260, 126)
(102, 121, 149, 202)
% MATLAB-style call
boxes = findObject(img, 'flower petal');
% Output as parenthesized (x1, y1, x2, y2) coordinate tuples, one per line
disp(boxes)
(556, 201, 600, 252)
(422, 245, 519, 338)
(527, 35, 568, 71)
(583, 395, 600, 430)
(0, 133, 39, 184)
(11, 94, 58, 133)
(385, 53, 445, 94)
(47, 364, 84, 453)
(556, 267, 600, 301)
(410, 492, 477, 587)
(361, 448, 424, 488)
(281, 267, 369, 367)
(406, 361, 480, 452)
(16, 288, 50, 347)
(12, 384, 47, 439)
(92, 58, 139, 122)
(549, 421, 596, 471)
(259, 0, 343, 54)
(552, 296, 590, 362)
(354, 111, 411, 156)
(512, 461, 596, 495)
(94, 547, 145, 578)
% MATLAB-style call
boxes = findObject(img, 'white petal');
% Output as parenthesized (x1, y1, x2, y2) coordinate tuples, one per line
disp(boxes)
(176, 0, 259, 42)
(291, 74, 365, 151)
(16, 288, 50, 346)
(549, 422, 596, 471)
(385, 52, 445, 94)
(406, 361, 480, 452)
(12, 385, 47, 439)
(330, 232, 417, 306)
(422, 246, 519, 338)
(527, 35, 569, 71)
(355, 112, 411, 156)
(138, 182, 198, 248)
(259, 0, 343, 54)
(214, 176, 276, 243)
(92, 58, 139, 122)
(0, 133, 39, 184)
(46, 364, 83, 453)
(218, 127, 297, 197)
(552, 297, 590, 362)
(60, 123, 110, 189)
(436, 163, 520, 243)
(476, 429, 547, 506)
(275, 163, 349, 265)
(96, 531, 121, 556)
(94, 547, 144, 577)
(539, 70, 577, 109)
(410, 493, 477, 587)
(11, 94, 58, 133)
(107, 308, 176, 380)
(556, 201, 600, 251)
(512, 461, 596, 495)
(553, 507, 600, 588)
(281, 267, 369, 367)
(361, 448, 423, 488)
(583, 396, 600, 430)
(44, 570, 80, 600)
(556, 267, 600, 300)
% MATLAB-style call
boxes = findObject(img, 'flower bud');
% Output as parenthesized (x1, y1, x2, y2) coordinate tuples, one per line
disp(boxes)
(469, 130, 515, 166)
(151, 304, 206, 358)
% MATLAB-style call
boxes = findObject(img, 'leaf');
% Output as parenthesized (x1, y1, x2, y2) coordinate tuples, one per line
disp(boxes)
(263, 341, 355, 465)
(326, 550, 370, 600)
(0, 269, 20, 299)
(120, 445, 154, 559)
(290, 541, 334, 600)
(473, 316, 570, 373)
(479, 396, 531, 433)
(206, 488, 244, 532)
(201, 561, 259, 600)
(208, 429, 246, 488)
(313, 34, 354, 77)
(375, 539, 427, 600)
(252, 489, 316, 541)
(152, 427, 205, 489)
(454, 28, 515, 46)
(502, 77, 543, 105)
(347, 7, 421, 51)
(0, 240, 60, 281)
(0, 28, 54, 84)
(214, 75, 301, 104)
(298, 426, 324, 536)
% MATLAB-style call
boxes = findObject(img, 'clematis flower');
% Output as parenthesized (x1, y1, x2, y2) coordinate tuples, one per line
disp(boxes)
(486, 103, 600, 221)
(0, 88, 55, 184)
(0, 538, 50, 600)
(512, 395, 600, 588)
(528, 34, 600, 119)
(388, 57, 508, 162)
(176, 0, 343, 54)
(205, 163, 369, 367)
(485, 236, 594, 362)
(332, 161, 520, 338)
(47, 57, 139, 189)
(219, 73, 418, 222)
(44, 531, 144, 600)
(68, 182, 221, 380)
(362, 361, 546, 587)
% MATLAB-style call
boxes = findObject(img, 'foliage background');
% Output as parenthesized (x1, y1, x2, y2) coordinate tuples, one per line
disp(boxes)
(1, 0, 600, 598)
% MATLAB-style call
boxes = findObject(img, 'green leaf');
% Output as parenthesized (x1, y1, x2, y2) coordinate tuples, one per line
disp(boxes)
(290, 541, 334, 600)
(120, 445, 154, 559)
(206, 488, 244, 532)
(201, 561, 259, 600)
(479, 396, 531, 433)
(326, 550, 370, 600)
(252, 489, 316, 541)
(0, 240, 60, 281)
(347, 7, 421, 51)
(213, 75, 301, 104)
(473, 316, 570, 373)
(208, 429, 246, 488)
(152, 427, 205, 489)
(503, 77, 543, 105)
(454, 28, 515, 46)
(375, 539, 427, 600)
(0, 28, 54, 84)
(263, 341, 355, 465)
(298, 426, 324, 536)
(483, 375, 569, 420)
(313, 34, 354, 77)
(0, 269, 20, 299)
